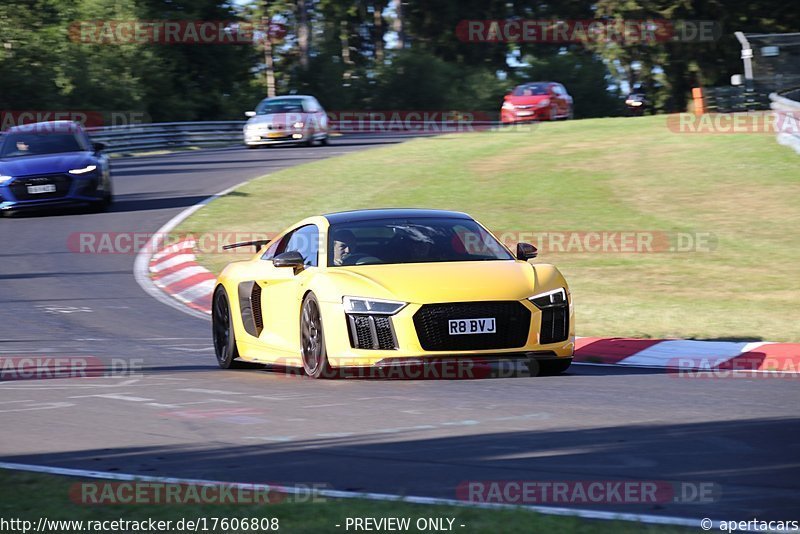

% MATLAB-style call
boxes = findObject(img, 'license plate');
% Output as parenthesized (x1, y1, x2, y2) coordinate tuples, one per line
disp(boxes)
(448, 318, 496, 335)
(27, 184, 56, 194)
(517, 111, 534, 116)
(266, 132, 285, 139)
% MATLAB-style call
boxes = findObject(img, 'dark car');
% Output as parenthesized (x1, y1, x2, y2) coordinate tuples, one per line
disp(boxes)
(0, 121, 112, 214)
(501, 82, 574, 123)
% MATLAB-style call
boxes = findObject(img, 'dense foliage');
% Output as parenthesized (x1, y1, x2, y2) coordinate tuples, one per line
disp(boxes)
(0, 0, 796, 123)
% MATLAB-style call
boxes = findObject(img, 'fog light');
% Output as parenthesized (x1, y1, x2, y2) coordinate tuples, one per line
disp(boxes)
(292, 133, 303, 139)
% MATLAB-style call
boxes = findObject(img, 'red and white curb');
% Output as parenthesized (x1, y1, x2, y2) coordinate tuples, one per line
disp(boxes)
(149, 239, 215, 315)
(575, 337, 799, 373)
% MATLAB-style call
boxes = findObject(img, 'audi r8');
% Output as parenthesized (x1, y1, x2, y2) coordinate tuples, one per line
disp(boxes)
(0, 121, 112, 213)
(213, 209, 574, 378)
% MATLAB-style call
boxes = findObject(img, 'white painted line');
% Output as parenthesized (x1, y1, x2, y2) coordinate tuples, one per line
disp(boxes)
(179, 388, 243, 396)
(0, 402, 74, 413)
(70, 393, 154, 402)
(0, 462, 715, 529)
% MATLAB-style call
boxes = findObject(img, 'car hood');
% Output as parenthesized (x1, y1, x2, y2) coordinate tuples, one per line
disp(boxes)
(246, 113, 308, 127)
(508, 95, 553, 105)
(328, 260, 541, 304)
(0, 152, 95, 177)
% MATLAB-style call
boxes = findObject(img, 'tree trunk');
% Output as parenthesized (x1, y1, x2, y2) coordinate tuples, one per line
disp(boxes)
(392, 0, 404, 49)
(297, 0, 309, 70)
(340, 19, 354, 82)
(373, 1, 385, 63)
(262, 0, 276, 97)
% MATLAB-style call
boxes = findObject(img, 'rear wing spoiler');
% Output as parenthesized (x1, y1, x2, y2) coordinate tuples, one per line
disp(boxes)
(222, 239, 270, 252)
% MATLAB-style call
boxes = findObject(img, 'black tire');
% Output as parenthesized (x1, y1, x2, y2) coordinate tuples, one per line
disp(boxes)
(212, 286, 240, 369)
(300, 293, 334, 378)
(526, 358, 572, 376)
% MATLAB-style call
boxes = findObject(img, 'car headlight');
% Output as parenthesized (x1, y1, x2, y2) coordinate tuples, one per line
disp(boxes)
(0, 175, 13, 186)
(537, 98, 551, 107)
(69, 165, 97, 175)
(343, 296, 407, 315)
(528, 288, 567, 309)
(293, 121, 304, 129)
(502, 101, 516, 111)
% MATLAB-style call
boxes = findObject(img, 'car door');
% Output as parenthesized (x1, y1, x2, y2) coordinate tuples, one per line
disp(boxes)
(258, 224, 321, 357)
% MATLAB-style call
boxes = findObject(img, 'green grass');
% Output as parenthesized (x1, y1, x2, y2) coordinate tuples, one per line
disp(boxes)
(175, 115, 800, 342)
(0, 470, 691, 533)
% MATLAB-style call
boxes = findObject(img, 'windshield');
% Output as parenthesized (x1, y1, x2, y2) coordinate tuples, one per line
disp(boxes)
(327, 217, 514, 267)
(512, 83, 549, 96)
(0, 131, 87, 158)
(255, 98, 306, 115)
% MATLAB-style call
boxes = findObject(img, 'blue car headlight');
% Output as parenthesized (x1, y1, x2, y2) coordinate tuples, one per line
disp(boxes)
(0, 175, 13, 186)
(68, 165, 97, 175)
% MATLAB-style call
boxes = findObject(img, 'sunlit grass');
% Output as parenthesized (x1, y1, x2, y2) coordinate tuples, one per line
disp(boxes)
(176, 115, 800, 341)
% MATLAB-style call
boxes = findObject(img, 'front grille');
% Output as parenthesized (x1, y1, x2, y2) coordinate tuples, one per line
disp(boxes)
(413, 301, 531, 351)
(8, 174, 72, 201)
(539, 304, 569, 344)
(347, 315, 397, 350)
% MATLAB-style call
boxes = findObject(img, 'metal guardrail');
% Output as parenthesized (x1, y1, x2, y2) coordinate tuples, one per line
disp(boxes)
(87, 121, 246, 154)
(85, 120, 508, 154)
(770, 91, 800, 154)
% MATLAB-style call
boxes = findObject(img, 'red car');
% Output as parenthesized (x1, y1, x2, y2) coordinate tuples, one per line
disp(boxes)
(501, 82, 574, 123)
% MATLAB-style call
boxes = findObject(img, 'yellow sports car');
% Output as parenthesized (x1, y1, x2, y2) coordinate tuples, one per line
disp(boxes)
(212, 209, 574, 378)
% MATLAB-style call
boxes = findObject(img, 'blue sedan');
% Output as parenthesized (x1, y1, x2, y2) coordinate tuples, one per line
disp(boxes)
(0, 121, 112, 214)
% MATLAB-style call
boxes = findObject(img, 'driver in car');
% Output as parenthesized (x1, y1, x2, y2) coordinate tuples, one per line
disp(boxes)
(331, 229, 357, 266)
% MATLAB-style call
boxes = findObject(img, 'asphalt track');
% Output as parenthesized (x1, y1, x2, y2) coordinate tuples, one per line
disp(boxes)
(0, 135, 798, 527)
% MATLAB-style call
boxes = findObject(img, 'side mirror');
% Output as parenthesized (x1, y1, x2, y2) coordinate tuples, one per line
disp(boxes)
(273, 250, 305, 268)
(516, 242, 538, 260)
(245, 111, 256, 118)
(92, 141, 106, 153)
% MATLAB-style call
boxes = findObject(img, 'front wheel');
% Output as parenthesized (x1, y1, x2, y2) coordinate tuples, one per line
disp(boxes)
(212, 286, 240, 369)
(300, 293, 333, 378)
(526, 358, 572, 376)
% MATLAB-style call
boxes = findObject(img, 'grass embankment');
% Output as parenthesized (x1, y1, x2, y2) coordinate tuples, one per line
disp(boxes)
(0, 470, 691, 533)
(175, 116, 800, 341)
